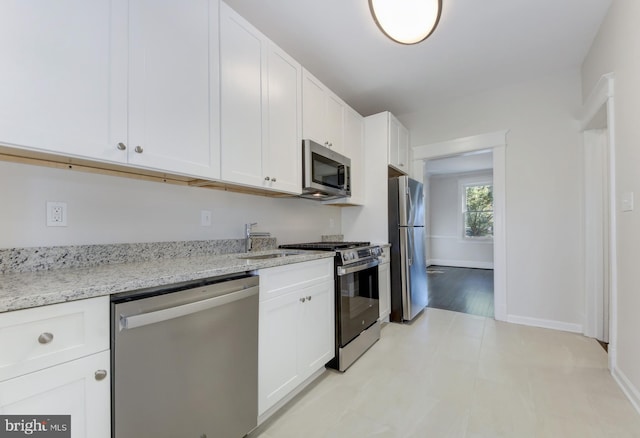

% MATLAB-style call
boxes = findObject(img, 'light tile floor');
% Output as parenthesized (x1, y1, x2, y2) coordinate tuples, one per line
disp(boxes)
(249, 308, 640, 438)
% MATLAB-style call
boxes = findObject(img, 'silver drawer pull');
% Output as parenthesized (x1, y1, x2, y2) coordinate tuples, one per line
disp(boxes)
(38, 332, 54, 344)
(134, 145, 144, 153)
(307, 296, 312, 301)
(300, 297, 306, 303)
(117, 142, 127, 150)
(94, 370, 108, 381)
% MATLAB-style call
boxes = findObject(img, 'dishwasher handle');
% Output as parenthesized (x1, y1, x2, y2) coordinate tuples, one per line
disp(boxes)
(120, 285, 258, 331)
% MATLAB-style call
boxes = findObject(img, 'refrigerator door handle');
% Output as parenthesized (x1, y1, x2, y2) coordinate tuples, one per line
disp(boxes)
(407, 228, 414, 266)
(407, 190, 414, 227)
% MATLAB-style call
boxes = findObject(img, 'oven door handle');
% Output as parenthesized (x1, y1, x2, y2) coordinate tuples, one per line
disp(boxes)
(337, 259, 379, 276)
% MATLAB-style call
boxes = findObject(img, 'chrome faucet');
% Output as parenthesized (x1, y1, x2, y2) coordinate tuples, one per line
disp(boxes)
(245, 223, 257, 252)
(245, 222, 271, 252)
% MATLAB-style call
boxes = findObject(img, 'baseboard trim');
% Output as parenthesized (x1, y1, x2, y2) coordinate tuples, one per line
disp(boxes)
(612, 366, 640, 415)
(256, 367, 326, 427)
(429, 259, 494, 270)
(506, 314, 583, 333)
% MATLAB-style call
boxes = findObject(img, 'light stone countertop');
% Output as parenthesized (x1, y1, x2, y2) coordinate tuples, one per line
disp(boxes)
(0, 250, 335, 313)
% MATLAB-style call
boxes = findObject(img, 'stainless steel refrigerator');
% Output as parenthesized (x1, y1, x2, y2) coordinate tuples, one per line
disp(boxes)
(388, 176, 428, 322)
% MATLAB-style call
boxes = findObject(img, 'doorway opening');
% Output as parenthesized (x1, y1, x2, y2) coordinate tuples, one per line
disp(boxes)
(424, 150, 495, 318)
(580, 73, 616, 368)
(412, 130, 507, 321)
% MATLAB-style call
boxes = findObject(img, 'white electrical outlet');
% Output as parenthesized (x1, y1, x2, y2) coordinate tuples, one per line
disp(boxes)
(201, 210, 212, 226)
(46, 201, 68, 227)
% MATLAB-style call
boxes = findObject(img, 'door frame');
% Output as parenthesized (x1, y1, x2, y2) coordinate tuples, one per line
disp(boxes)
(412, 130, 508, 321)
(580, 73, 617, 370)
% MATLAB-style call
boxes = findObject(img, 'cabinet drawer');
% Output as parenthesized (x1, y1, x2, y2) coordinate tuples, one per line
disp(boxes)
(0, 296, 109, 382)
(258, 258, 333, 301)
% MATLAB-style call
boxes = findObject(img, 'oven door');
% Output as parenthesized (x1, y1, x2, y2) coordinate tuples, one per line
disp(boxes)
(336, 259, 380, 347)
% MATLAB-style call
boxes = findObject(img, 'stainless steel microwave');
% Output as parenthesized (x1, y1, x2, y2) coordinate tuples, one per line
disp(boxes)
(301, 139, 351, 200)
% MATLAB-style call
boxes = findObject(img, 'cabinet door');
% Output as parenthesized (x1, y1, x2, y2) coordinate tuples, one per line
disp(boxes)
(343, 108, 365, 204)
(298, 280, 335, 381)
(264, 43, 302, 194)
(325, 94, 344, 153)
(0, 0, 127, 163)
(398, 123, 409, 171)
(258, 291, 301, 415)
(220, 2, 266, 187)
(0, 351, 111, 438)
(388, 114, 400, 168)
(378, 262, 391, 320)
(128, 0, 220, 178)
(301, 71, 327, 146)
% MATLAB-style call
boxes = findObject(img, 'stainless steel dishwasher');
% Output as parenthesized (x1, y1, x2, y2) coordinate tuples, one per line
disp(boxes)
(111, 273, 259, 438)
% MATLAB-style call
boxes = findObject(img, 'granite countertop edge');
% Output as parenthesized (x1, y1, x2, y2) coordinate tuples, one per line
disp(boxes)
(0, 250, 335, 313)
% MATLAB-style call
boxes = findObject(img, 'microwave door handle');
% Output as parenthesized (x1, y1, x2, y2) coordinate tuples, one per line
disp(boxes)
(338, 164, 346, 189)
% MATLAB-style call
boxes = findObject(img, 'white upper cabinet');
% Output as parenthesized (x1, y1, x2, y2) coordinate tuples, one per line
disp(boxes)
(220, 2, 301, 194)
(127, 0, 220, 179)
(302, 70, 344, 154)
(388, 113, 409, 174)
(0, 0, 128, 163)
(0, 0, 220, 179)
(220, 2, 265, 188)
(264, 45, 302, 194)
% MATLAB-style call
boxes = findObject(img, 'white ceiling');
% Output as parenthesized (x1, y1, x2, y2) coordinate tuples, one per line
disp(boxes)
(222, 0, 611, 117)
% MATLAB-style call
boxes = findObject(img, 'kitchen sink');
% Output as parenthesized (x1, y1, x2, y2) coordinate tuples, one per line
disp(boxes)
(237, 251, 305, 260)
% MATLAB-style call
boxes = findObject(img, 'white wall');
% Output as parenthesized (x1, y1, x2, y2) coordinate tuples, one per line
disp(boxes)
(0, 161, 342, 248)
(581, 0, 640, 411)
(400, 70, 585, 331)
(428, 171, 494, 269)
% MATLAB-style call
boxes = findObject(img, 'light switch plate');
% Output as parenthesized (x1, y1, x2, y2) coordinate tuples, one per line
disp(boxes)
(201, 210, 212, 226)
(621, 192, 634, 212)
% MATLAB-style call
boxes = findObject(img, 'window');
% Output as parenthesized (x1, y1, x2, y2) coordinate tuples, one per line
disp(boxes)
(463, 183, 493, 238)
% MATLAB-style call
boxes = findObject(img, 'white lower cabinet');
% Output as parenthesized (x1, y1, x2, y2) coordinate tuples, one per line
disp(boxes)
(258, 259, 334, 416)
(0, 297, 110, 438)
(0, 350, 111, 438)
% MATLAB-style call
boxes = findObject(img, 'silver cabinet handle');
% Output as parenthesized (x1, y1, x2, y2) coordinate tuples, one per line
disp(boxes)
(300, 297, 306, 303)
(38, 332, 54, 344)
(117, 142, 127, 150)
(134, 146, 143, 153)
(264, 176, 270, 181)
(271, 177, 277, 183)
(307, 296, 312, 301)
(94, 370, 108, 381)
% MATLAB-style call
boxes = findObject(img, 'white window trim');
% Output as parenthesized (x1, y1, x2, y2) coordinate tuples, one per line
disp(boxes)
(458, 175, 494, 242)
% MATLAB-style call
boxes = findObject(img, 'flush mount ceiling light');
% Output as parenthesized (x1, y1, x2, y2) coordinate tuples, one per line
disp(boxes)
(369, 0, 442, 45)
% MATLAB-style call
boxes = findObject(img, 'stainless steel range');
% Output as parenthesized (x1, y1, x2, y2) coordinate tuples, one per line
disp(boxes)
(279, 241, 381, 371)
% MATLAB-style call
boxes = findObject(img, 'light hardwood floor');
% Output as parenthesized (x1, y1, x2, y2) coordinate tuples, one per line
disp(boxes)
(250, 308, 640, 437)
